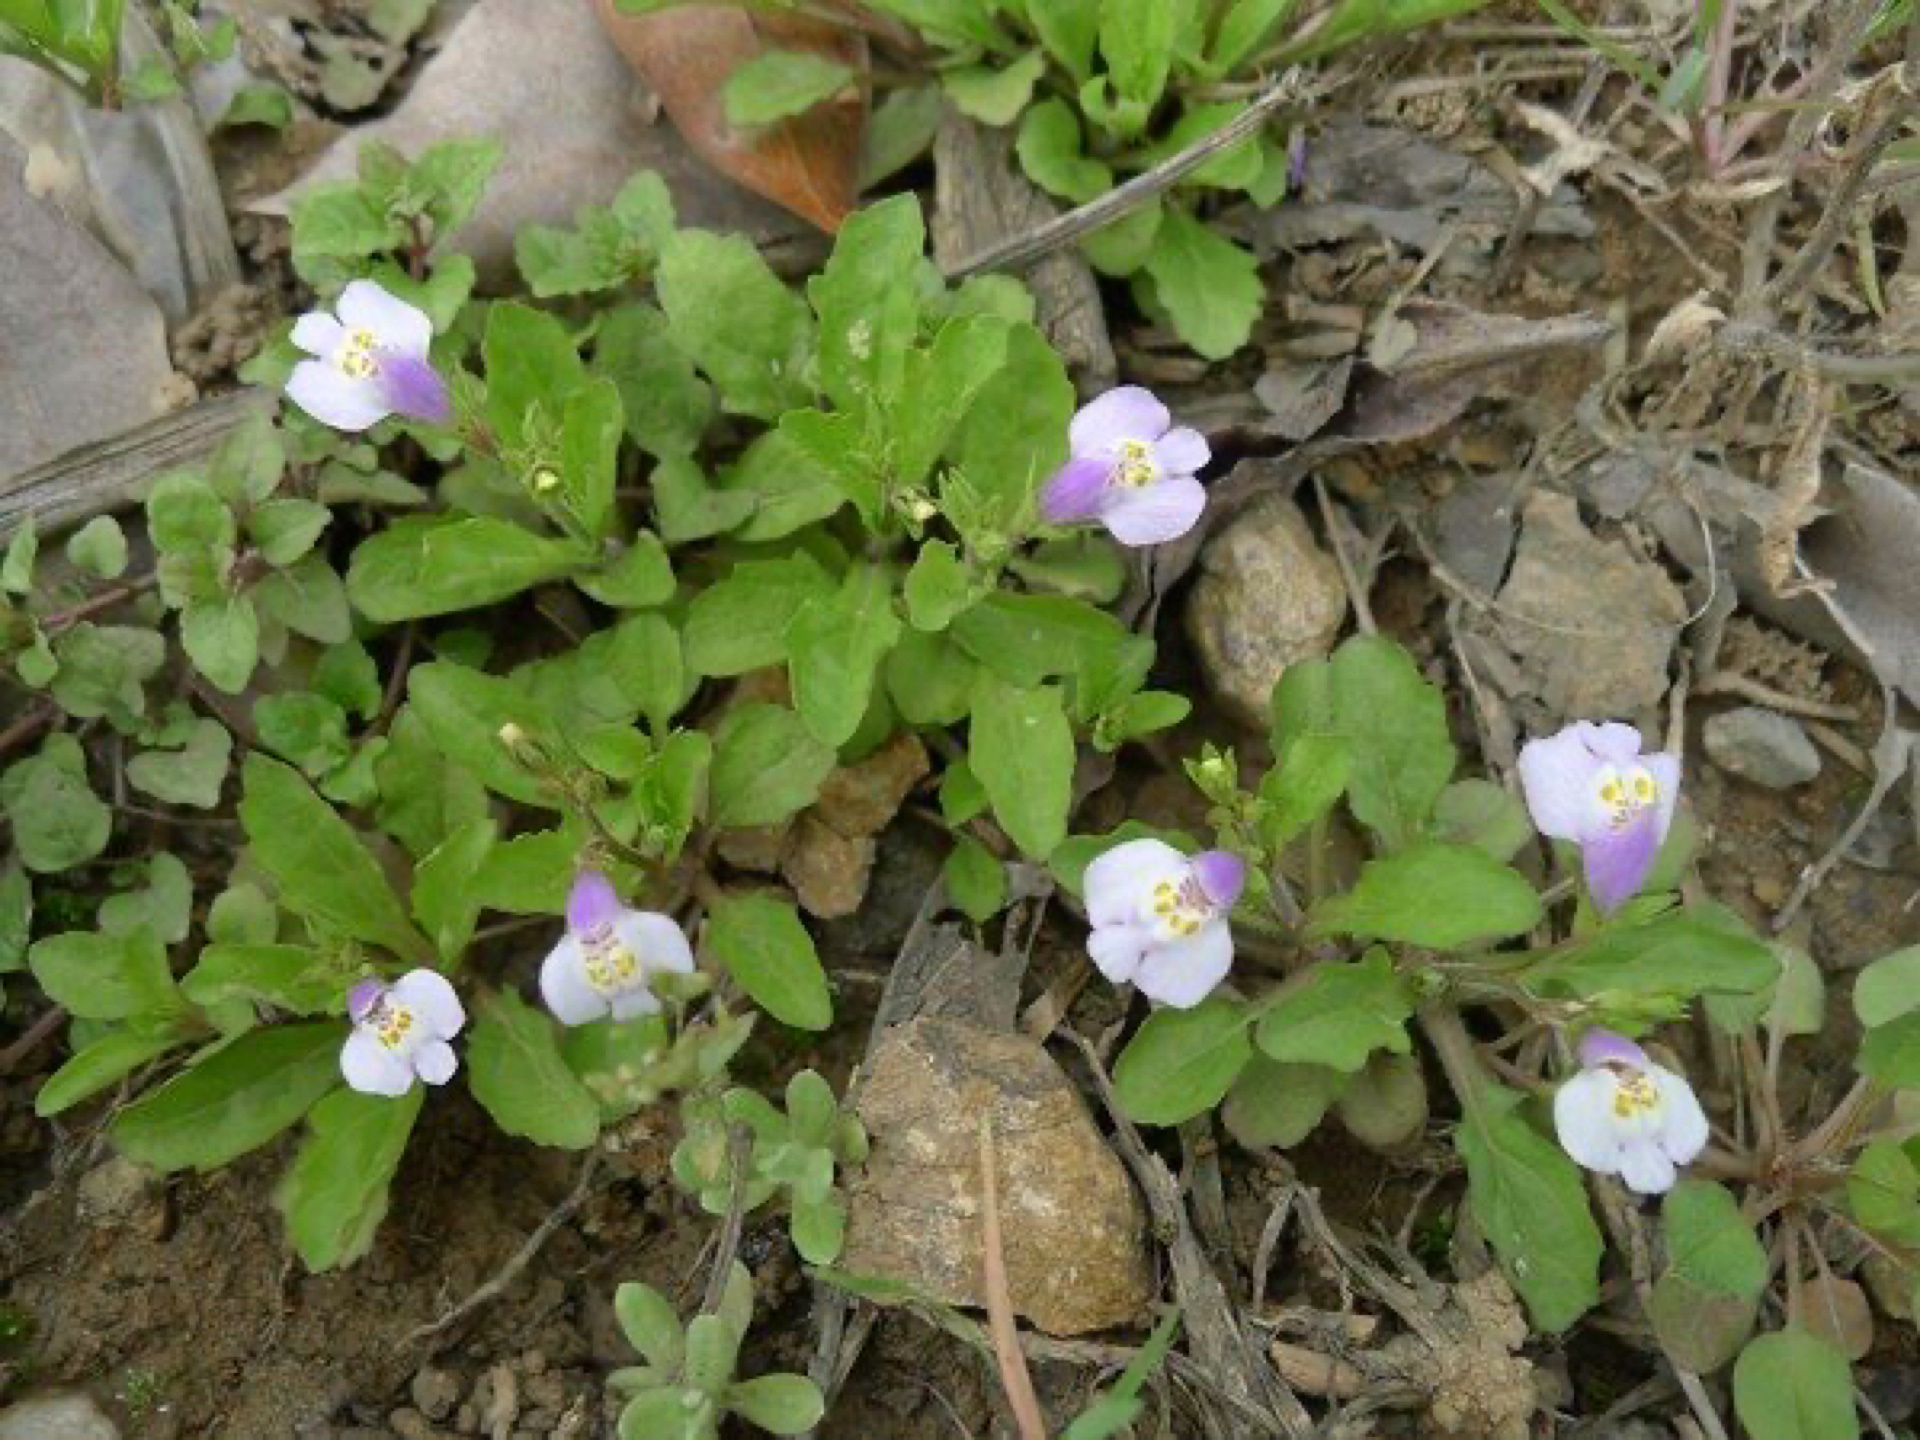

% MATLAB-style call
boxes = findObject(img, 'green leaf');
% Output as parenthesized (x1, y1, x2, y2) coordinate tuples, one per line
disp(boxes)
(1455, 1084, 1602, 1332)
(111, 1022, 346, 1172)
(276, 1086, 423, 1270)
(651, 457, 754, 544)
(36, 1025, 189, 1118)
(411, 817, 496, 963)
(707, 894, 832, 1031)
(256, 554, 351, 644)
(886, 628, 977, 727)
(1, 517, 36, 594)
(1732, 1331, 1860, 1440)
(29, 929, 178, 1021)
(315, 643, 382, 720)
(968, 675, 1074, 860)
(180, 944, 340, 1014)
(347, 516, 584, 622)
(1526, 906, 1775, 1004)
(467, 991, 602, 1148)
(943, 835, 1006, 922)
(1, 733, 110, 872)
(407, 661, 559, 807)
(1139, 209, 1261, 360)
(182, 595, 260, 694)
(559, 376, 625, 541)
(788, 1194, 846, 1265)
(1663, 1178, 1768, 1298)
(722, 49, 857, 126)
(787, 565, 901, 747)
(709, 704, 835, 829)
(239, 755, 433, 964)
(248, 498, 331, 567)
(1310, 843, 1542, 950)
(1854, 945, 1920, 1028)
(290, 181, 404, 261)
(1099, 0, 1180, 108)
(1255, 950, 1412, 1073)
(595, 305, 714, 459)
(256, 692, 352, 777)
(727, 1374, 826, 1436)
(0, 860, 28, 972)
(861, 83, 942, 187)
(1256, 734, 1350, 850)
(1208, 0, 1289, 73)
(657, 230, 813, 421)
(1028, 0, 1099, 77)
(1848, 1142, 1920, 1246)
(220, 79, 294, 129)
(683, 553, 834, 677)
(951, 592, 1133, 687)
(65, 515, 127, 578)
(721, 429, 850, 541)
(1221, 1054, 1344, 1149)
(577, 532, 675, 610)
(616, 1282, 685, 1370)
(1434, 777, 1534, 861)
(214, 411, 287, 503)
(49, 622, 164, 721)
(809, 194, 925, 415)
(1114, 998, 1255, 1125)
(1016, 98, 1111, 204)
(128, 713, 231, 809)
(1646, 1272, 1757, 1376)
(98, 853, 193, 944)
(940, 50, 1045, 125)
(1859, 1011, 1920, 1090)
(1274, 633, 1455, 849)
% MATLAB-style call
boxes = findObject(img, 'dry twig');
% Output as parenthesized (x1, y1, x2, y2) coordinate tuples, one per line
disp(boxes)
(978, 1116, 1046, 1440)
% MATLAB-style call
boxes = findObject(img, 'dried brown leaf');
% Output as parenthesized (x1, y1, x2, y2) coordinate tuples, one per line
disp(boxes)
(594, 0, 865, 233)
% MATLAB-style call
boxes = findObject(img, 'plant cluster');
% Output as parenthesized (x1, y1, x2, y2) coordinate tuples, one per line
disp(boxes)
(0, 92, 1911, 1440)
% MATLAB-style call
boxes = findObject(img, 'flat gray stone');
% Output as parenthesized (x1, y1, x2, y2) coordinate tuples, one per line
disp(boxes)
(0, 1395, 121, 1440)
(0, 134, 177, 482)
(1703, 706, 1822, 789)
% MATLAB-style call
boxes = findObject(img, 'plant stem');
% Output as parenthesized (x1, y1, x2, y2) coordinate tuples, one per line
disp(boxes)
(1418, 1000, 1492, 1110)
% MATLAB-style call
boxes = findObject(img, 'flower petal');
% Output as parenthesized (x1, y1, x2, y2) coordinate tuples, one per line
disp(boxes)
(286, 360, 391, 432)
(346, 978, 386, 1024)
(1101, 475, 1207, 546)
(413, 1038, 459, 1086)
(619, 911, 696, 977)
(1070, 385, 1169, 455)
(1517, 726, 1607, 843)
(1191, 850, 1246, 909)
(1643, 750, 1682, 845)
(1576, 1028, 1649, 1070)
(1617, 1141, 1677, 1195)
(539, 934, 609, 1026)
(378, 353, 451, 425)
(567, 871, 623, 933)
(1582, 722, 1645, 764)
(1151, 426, 1210, 476)
(1088, 923, 1148, 984)
(1553, 1069, 1623, 1173)
(610, 988, 663, 1021)
(340, 1029, 416, 1096)
(1652, 1064, 1709, 1164)
(1084, 839, 1188, 927)
(337, 278, 433, 356)
(1582, 808, 1661, 914)
(391, 969, 465, 1038)
(1131, 921, 1233, 1008)
(291, 311, 343, 357)
(1041, 455, 1112, 523)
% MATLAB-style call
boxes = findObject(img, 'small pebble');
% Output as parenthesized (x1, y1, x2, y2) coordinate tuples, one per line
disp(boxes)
(1703, 706, 1822, 789)
(409, 1368, 461, 1424)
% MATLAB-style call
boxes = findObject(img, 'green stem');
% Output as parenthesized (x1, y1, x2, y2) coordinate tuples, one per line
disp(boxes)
(1418, 1000, 1493, 1111)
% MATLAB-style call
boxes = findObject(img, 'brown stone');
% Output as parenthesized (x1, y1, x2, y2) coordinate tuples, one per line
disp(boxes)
(843, 1016, 1153, 1336)
(781, 816, 874, 919)
(1184, 496, 1347, 729)
(813, 732, 929, 839)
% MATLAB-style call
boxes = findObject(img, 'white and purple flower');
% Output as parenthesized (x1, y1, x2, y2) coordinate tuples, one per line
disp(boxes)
(1041, 386, 1212, 546)
(1553, 1029, 1709, 1195)
(285, 279, 451, 432)
(1083, 839, 1244, 1008)
(1517, 721, 1680, 916)
(539, 871, 695, 1025)
(340, 969, 466, 1097)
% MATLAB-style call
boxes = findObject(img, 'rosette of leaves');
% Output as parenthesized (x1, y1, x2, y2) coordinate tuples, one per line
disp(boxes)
(609, 1262, 825, 1439)
(672, 1069, 867, 1264)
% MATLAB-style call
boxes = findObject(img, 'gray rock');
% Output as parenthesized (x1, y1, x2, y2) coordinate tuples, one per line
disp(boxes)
(409, 1367, 461, 1424)
(0, 1395, 120, 1440)
(75, 1156, 166, 1235)
(255, 0, 806, 285)
(1704, 706, 1822, 789)
(1479, 492, 1683, 725)
(1184, 495, 1348, 729)
(0, 133, 180, 482)
(842, 1016, 1153, 1336)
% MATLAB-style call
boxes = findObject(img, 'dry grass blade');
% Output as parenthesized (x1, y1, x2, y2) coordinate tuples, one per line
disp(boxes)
(978, 1114, 1046, 1440)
